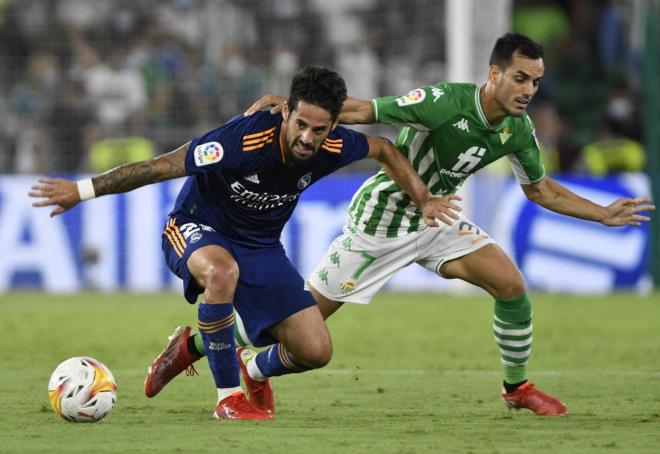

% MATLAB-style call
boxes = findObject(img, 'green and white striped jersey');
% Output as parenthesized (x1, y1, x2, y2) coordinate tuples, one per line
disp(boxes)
(348, 83, 545, 237)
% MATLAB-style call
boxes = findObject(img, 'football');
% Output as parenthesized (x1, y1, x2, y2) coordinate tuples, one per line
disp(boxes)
(47, 356, 117, 422)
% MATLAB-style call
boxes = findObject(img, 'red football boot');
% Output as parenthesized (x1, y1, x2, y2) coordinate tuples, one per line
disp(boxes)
(237, 347, 275, 414)
(144, 326, 201, 398)
(501, 381, 568, 416)
(213, 391, 272, 420)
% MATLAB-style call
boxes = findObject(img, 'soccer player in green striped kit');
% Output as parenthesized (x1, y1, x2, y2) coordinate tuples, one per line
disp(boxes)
(246, 32, 653, 416)
(151, 33, 653, 416)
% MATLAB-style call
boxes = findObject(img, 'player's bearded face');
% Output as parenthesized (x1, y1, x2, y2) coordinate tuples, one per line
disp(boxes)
(493, 52, 544, 117)
(282, 101, 337, 165)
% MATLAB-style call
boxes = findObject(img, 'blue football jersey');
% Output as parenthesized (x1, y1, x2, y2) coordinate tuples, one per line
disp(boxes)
(172, 111, 369, 247)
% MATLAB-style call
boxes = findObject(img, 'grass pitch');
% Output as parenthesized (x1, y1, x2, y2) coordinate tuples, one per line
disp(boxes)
(1, 292, 659, 453)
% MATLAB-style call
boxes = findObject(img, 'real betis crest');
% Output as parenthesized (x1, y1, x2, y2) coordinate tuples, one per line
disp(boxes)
(499, 127, 512, 145)
(339, 281, 356, 295)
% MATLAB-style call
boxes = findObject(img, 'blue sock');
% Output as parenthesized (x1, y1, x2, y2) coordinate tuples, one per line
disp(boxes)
(197, 303, 239, 388)
(255, 343, 309, 377)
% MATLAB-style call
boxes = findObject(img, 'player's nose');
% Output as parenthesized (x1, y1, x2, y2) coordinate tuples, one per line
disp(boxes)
(522, 80, 535, 97)
(300, 130, 313, 145)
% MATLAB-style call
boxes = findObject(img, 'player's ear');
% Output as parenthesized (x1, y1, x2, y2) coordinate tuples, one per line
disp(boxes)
(282, 101, 289, 122)
(330, 118, 339, 131)
(488, 64, 502, 84)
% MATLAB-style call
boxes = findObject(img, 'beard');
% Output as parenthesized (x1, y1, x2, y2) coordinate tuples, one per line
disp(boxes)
(284, 139, 316, 166)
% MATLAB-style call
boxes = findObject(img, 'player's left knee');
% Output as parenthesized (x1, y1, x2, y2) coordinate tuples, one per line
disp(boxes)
(295, 342, 333, 369)
(494, 274, 526, 300)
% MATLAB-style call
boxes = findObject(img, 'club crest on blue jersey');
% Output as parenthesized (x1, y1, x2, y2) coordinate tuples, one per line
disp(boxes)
(179, 111, 370, 246)
(297, 172, 312, 190)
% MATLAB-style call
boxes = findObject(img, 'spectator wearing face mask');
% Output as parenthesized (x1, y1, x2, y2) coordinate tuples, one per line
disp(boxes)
(581, 83, 645, 175)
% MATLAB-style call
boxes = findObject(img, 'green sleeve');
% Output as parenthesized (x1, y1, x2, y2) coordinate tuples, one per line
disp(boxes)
(371, 84, 456, 131)
(507, 114, 546, 184)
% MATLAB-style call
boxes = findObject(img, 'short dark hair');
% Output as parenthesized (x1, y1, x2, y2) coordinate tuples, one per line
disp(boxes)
(288, 66, 347, 120)
(489, 32, 545, 68)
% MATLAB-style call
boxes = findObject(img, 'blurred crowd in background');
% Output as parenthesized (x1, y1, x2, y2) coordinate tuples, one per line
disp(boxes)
(0, 0, 648, 175)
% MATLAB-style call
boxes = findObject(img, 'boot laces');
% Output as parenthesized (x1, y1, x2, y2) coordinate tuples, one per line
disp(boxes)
(185, 364, 198, 377)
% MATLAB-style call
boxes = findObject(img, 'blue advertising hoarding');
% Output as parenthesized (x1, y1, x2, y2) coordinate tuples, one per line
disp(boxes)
(0, 173, 651, 294)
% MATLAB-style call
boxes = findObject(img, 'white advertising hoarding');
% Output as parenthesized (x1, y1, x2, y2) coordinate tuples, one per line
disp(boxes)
(0, 173, 651, 294)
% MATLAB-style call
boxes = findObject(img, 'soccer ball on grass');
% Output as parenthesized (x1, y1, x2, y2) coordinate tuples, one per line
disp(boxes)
(48, 356, 117, 422)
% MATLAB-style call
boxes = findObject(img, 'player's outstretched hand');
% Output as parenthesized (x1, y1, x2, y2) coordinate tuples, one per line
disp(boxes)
(28, 177, 81, 217)
(422, 195, 462, 227)
(244, 95, 287, 116)
(601, 197, 655, 227)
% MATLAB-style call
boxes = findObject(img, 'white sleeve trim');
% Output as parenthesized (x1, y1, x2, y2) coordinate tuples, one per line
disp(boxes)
(507, 154, 545, 185)
(371, 99, 379, 122)
(391, 122, 431, 132)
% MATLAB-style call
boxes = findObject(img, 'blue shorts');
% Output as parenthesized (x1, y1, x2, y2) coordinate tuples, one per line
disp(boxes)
(162, 213, 316, 347)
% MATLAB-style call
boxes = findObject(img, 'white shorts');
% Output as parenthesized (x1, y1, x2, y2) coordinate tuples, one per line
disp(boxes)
(308, 215, 495, 304)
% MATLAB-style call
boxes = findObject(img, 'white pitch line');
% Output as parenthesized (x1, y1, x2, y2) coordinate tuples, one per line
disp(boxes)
(315, 369, 660, 377)
(103, 368, 660, 378)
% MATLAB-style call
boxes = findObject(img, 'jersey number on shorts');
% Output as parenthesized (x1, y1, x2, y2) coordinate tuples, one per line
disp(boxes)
(351, 253, 375, 280)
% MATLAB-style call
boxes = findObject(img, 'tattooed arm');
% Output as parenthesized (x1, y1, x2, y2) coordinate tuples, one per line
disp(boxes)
(29, 142, 189, 217)
(92, 142, 188, 195)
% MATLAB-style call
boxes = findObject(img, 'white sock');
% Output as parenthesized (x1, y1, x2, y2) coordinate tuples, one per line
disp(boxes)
(247, 357, 266, 381)
(217, 386, 243, 402)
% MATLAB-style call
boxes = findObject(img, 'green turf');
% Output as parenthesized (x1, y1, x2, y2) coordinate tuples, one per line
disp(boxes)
(1, 292, 659, 453)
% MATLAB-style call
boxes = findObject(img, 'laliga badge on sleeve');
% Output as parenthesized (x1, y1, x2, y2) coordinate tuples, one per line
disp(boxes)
(395, 88, 426, 107)
(194, 142, 224, 166)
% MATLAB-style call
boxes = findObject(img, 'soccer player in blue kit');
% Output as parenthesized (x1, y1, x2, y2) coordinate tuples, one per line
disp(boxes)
(30, 66, 461, 420)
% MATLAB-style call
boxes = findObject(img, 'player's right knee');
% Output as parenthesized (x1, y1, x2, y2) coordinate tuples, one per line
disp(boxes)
(295, 341, 332, 369)
(493, 275, 526, 300)
(199, 261, 239, 300)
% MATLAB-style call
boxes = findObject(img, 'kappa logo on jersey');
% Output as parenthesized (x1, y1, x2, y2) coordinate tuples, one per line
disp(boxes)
(431, 87, 445, 102)
(453, 118, 470, 132)
(194, 142, 223, 166)
(451, 146, 486, 173)
(244, 174, 260, 184)
(297, 172, 312, 190)
(317, 268, 329, 285)
(395, 88, 426, 106)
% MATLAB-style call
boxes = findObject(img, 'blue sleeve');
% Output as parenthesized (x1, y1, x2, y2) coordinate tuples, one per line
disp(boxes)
(327, 126, 370, 168)
(184, 116, 247, 175)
